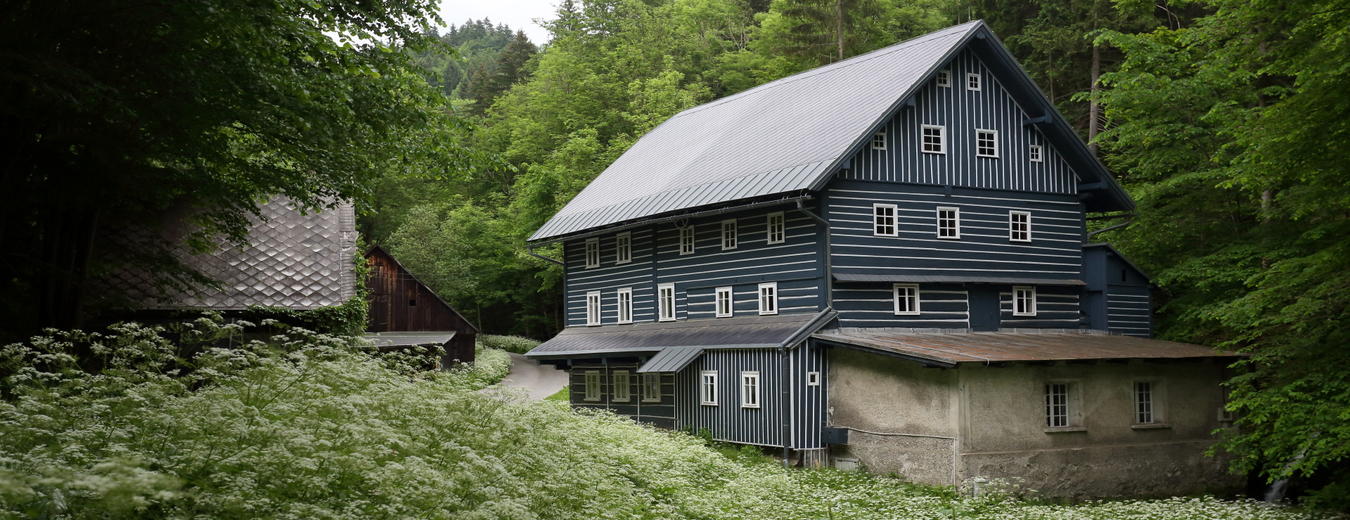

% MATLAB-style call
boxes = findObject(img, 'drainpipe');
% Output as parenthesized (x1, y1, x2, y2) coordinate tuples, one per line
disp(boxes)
(526, 244, 565, 266)
(795, 200, 832, 303)
(1087, 217, 1134, 240)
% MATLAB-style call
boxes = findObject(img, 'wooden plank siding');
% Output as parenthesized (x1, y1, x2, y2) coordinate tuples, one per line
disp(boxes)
(569, 361, 677, 429)
(674, 343, 827, 449)
(365, 247, 477, 362)
(834, 282, 970, 329)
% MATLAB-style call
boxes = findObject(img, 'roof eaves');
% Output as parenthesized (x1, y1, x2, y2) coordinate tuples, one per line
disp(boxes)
(365, 246, 480, 332)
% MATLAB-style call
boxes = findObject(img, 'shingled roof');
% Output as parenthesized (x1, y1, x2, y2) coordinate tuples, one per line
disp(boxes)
(530, 20, 1132, 243)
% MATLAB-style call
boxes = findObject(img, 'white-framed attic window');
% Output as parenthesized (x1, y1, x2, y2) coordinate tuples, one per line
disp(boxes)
(1029, 144, 1044, 163)
(966, 72, 982, 91)
(920, 124, 945, 154)
(975, 129, 999, 158)
(871, 131, 887, 151)
(936, 69, 951, 87)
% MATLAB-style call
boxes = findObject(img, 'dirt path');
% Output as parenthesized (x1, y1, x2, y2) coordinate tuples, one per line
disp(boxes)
(495, 352, 568, 401)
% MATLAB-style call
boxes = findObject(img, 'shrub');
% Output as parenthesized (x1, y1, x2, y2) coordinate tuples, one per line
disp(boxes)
(477, 334, 540, 354)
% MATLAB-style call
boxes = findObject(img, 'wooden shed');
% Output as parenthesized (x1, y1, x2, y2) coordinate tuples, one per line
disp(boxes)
(365, 246, 478, 365)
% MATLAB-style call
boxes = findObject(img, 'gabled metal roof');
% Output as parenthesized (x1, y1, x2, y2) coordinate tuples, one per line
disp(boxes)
(636, 347, 705, 373)
(530, 20, 1134, 243)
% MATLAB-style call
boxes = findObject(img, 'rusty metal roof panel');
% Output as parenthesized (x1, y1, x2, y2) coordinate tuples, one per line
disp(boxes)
(812, 329, 1239, 366)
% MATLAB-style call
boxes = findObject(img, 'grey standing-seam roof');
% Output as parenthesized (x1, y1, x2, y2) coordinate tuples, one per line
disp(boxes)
(636, 347, 705, 373)
(525, 313, 825, 358)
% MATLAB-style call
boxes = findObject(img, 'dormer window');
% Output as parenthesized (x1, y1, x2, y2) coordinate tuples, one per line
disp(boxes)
(871, 131, 887, 151)
(614, 232, 632, 264)
(1029, 144, 1044, 163)
(966, 72, 982, 91)
(975, 129, 999, 158)
(721, 219, 738, 250)
(920, 125, 945, 154)
(936, 69, 951, 87)
(584, 238, 600, 268)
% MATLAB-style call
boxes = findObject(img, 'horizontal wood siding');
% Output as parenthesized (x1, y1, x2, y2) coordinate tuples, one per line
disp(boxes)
(1107, 286, 1151, 337)
(999, 285, 1081, 329)
(834, 282, 970, 328)
(570, 361, 676, 428)
(564, 228, 656, 327)
(840, 48, 1077, 195)
(826, 179, 1085, 283)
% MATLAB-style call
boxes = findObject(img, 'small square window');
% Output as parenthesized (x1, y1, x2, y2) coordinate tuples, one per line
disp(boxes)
(871, 131, 887, 151)
(893, 284, 920, 315)
(807, 371, 821, 386)
(616, 287, 633, 324)
(679, 225, 695, 255)
(585, 291, 602, 326)
(657, 283, 677, 322)
(873, 203, 897, 236)
(766, 212, 785, 244)
(700, 370, 718, 406)
(1013, 286, 1037, 316)
(715, 286, 733, 318)
(936, 69, 951, 87)
(615, 232, 632, 264)
(758, 282, 778, 315)
(966, 72, 982, 91)
(920, 125, 945, 154)
(976, 129, 999, 158)
(1009, 211, 1032, 242)
(1029, 144, 1043, 163)
(721, 219, 738, 250)
(936, 206, 960, 239)
(584, 238, 600, 269)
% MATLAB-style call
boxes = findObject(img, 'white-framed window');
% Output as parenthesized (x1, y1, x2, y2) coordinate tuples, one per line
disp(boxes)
(936, 69, 951, 87)
(807, 371, 821, 386)
(1029, 144, 1043, 163)
(700, 370, 718, 406)
(614, 232, 632, 264)
(679, 225, 695, 255)
(715, 286, 734, 318)
(871, 131, 887, 150)
(893, 283, 920, 315)
(657, 283, 676, 322)
(873, 203, 898, 236)
(584, 370, 602, 402)
(920, 124, 946, 154)
(1009, 211, 1032, 242)
(1045, 382, 1071, 427)
(584, 238, 600, 269)
(936, 206, 960, 239)
(612, 370, 631, 402)
(1134, 381, 1163, 424)
(616, 287, 633, 324)
(766, 212, 785, 244)
(585, 291, 601, 326)
(975, 129, 999, 158)
(966, 72, 982, 91)
(740, 371, 761, 408)
(721, 219, 738, 250)
(758, 282, 778, 315)
(1013, 286, 1037, 316)
(642, 373, 662, 403)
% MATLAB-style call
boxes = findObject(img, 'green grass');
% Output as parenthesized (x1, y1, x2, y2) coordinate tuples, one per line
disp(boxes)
(545, 386, 569, 401)
(477, 334, 541, 354)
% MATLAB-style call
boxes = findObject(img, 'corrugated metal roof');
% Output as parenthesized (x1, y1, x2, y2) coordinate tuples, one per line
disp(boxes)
(833, 273, 1086, 286)
(525, 313, 824, 358)
(363, 331, 456, 348)
(636, 347, 705, 373)
(812, 329, 1239, 367)
(529, 21, 984, 242)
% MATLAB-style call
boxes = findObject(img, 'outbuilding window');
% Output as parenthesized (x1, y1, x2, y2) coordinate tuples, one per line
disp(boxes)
(871, 131, 887, 151)
(585, 291, 601, 326)
(921, 125, 946, 154)
(715, 286, 733, 318)
(1134, 381, 1165, 425)
(1045, 382, 1071, 427)
(616, 287, 633, 324)
(1009, 211, 1032, 242)
(976, 129, 999, 158)
(1013, 286, 1037, 316)
(766, 212, 785, 244)
(873, 203, 898, 236)
(807, 371, 821, 386)
(615, 232, 632, 264)
(936, 206, 960, 239)
(584, 370, 602, 402)
(612, 370, 631, 402)
(679, 225, 696, 255)
(700, 371, 718, 406)
(721, 219, 738, 250)
(642, 373, 662, 403)
(758, 282, 778, 315)
(657, 283, 676, 322)
(584, 238, 600, 268)
(741, 371, 761, 408)
(893, 283, 920, 315)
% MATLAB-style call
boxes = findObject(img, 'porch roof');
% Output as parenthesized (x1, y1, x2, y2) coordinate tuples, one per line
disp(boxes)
(525, 309, 837, 360)
(811, 329, 1240, 368)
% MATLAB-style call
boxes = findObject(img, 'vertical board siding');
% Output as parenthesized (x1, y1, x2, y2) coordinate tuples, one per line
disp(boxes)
(841, 48, 1077, 194)
(833, 282, 969, 328)
(999, 285, 1081, 329)
(1106, 287, 1151, 337)
(826, 179, 1085, 283)
(674, 345, 827, 449)
(791, 341, 828, 449)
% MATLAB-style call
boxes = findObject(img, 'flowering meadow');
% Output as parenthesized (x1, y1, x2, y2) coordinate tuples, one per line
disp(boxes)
(0, 319, 1331, 519)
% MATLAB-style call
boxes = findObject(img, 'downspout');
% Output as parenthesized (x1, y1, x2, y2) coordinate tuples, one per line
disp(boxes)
(795, 200, 832, 304)
(1087, 218, 1133, 240)
(526, 244, 565, 266)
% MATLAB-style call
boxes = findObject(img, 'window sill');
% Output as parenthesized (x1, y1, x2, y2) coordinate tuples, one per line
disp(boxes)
(1043, 426, 1087, 434)
(641, 399, 662, 404)
(700, 403, 718, 407)
(1131, 423, 1172, 430)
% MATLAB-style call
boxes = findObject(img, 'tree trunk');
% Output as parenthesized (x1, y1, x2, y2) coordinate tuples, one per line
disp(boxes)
(1088, 43, 1102, 155)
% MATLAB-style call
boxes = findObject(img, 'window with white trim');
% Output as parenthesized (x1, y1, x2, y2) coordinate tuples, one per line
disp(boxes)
(585, 291, 601, 326)
(920, 124, 945, 154)
(1029, 144, 1043, 163)
(715, 286, 733, 318)
(657, 283, 676, 322)
(1045, 382, 1070, 427)
(642, 373, 662, 403)
(741, 371, 761, 408)
(807, 371, 821, 386)
(584, 370, 601, 402)
(893, 283, 920, 315)
(975, 129, 999, 158)
(966, 72, 982, 91)
(584, 238, 600, 268)
(871, 131, 887, 150)
(616, 287, 633, 324)
(700, 370, 718, 406)
(758, 282, 778, 315)
(613, 370, 631, 402)
(1134, 381, 1162, 424)
(1013, 286, 1037, 316)
(615, 232, 632, 264)
(936, 206, 960, 239)
(679, 225, 695, 255)
(1009, 211, 1032, 242)
(873, 203, 897, 236)
(721, 219, 737, 250)
(766, 212, 785, 244)
(936, 69, 951, 87)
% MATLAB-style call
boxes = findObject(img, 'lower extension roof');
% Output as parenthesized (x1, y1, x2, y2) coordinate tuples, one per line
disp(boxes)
(813, 329, 1240, 368)
(525, 310, 837, 362)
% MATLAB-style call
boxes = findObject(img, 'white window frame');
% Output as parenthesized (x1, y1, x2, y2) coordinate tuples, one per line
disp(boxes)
(584, 238, 600, 269)
(975, 129, 999, 158)
(720, 219, 738, 250)
(893, 283, 920, 315)
(657, 283, 676, 322)
(1013, 285, 1037, 317)
(872, 203, 898, 237)
(1045, 381, 1072, 428)
(966, 72, 982, 91)
(614, 231, 632, 264)
(758, 282, 778, 316)
(715, 286, 734, 318)
(807, 371, 821, 386)
(920, 124, 946, 154)
(584, 370, 602, 402)
(616, 287, 633, 324)
(766, 212, 785, 245)
(1133, 380, 1165, 425)
(641, 373, 662, 403)
(585, 291, 602, 326)
(871, 131, 887, 151)
(1029, 144, 1044, 163)
(936, 69, 951, 87)
(1009, 211, 1032, 242)
(936, 206, 960, 239)
(700, 370, 718, 406)
(740, 371, 761, 409)
(612, 370, 631, 402)
(678, 225, 695, 255)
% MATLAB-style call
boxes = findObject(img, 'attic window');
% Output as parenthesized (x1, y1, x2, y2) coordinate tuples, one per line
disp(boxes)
(920, 125, 945, 154)
(1029, 144, 1044, 163)
(871, 131, 887, 151)
(976, 129, 999, 158)
(966, 72, 982, 91)
(936, 69, 951, 87)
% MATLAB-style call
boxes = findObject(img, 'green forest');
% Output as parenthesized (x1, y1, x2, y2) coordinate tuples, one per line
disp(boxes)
(1, 0, 1346, 513)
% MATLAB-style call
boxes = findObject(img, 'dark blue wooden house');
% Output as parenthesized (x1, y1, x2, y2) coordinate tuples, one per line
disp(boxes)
(524, 21, 1241, 498)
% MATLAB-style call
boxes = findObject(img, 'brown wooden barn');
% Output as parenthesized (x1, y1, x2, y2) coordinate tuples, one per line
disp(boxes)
(365, 246, 478, 366)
